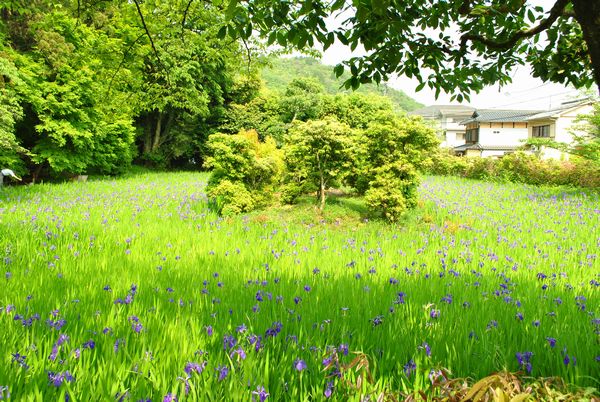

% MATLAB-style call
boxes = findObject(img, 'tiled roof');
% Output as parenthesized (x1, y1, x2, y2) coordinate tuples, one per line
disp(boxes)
(461, 109, 542, 124)
(410, 104, 475, 118)
(526, 100, 594, 121)
(453, 143, 481, 151)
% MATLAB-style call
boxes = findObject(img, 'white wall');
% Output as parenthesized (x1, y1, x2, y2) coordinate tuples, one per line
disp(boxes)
(540, 147, 565, 160)
(440, 116, 468, 148)
(529, 103, 594, 160)
(478, 127, 529, 146)
(443, 130, 466, 148)
(555, 104, 593, 143)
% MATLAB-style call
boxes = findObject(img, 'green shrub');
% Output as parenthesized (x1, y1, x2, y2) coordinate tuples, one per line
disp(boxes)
(425, 149, 471, 176)
(204, 129, 283, 215)
(427, 151, 599, 189)
(364, 165, 419, 222)
(206, 179, 255, 216)
(356, 112, 438, 220)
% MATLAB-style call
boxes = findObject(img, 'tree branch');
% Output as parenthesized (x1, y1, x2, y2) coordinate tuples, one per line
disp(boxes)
(181, 0, 194, 42)
(132, 0, 169, 82)
(460, 0, 570, 51)
(241, 36, 253, 73)
(105, 33, 146, 98)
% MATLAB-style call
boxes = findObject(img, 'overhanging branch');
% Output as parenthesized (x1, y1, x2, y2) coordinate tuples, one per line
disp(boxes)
(133, 0, 169, 83)
(460, 0, 570, 51)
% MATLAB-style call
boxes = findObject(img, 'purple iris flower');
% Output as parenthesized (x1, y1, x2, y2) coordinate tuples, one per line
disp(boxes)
(371, 315, 384, 326)
(223, 334, 237, 350)
(294, 359, 307, 371)
(403, 359, 416, 377)
(48, 371, 75, 387)
(419, 342, 431, 357)
(252, 386, 269, 402)
(163, 393, 178, 402)
(231, 347, 247, 360)
(216, 365, 229, 381)
(184, 362, 207, 375)
(114, 338, 125, 353)
(516, 352, 533, 373)
(324, 382, 334, 398)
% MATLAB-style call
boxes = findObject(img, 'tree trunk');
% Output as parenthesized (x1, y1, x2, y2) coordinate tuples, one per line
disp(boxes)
(32, 162, 44, 184)
(152, 112, 163, 152)
(160, 111, 175, 148)
(143, 114, 153, 154)
(316, 154, 326, 211)
(572, 0, 600, 94)
(319, 174, 326, 211)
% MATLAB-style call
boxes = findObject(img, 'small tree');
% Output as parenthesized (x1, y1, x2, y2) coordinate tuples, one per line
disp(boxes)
(279, 78, 325, 123)
(358, 111, 439, 221)
(284, 118, 353, 210)
(204, 129, 283, 215)
(570, 102, 600, 164)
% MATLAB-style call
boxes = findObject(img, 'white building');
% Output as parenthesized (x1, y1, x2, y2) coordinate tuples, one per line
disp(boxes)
(453, 100, 596, 159)
(453, 109, 541, 158)
(409, 105, 475, 148)
(525, 100, 595, 160)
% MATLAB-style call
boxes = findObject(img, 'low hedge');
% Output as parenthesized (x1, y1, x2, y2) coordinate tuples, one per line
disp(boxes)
(425, 151, 600, 189)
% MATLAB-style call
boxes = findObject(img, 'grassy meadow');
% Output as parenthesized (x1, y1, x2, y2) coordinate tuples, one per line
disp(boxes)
(0, 172, 598, 401)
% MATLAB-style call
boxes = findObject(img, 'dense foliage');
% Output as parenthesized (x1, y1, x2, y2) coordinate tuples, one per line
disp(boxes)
(426, 150, 600, 188)
(0, 0, 258, 177)
(207, 81, 438, 220)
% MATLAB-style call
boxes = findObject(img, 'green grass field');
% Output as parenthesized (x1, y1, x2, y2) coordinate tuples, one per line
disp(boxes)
(1, 173, 598, 401)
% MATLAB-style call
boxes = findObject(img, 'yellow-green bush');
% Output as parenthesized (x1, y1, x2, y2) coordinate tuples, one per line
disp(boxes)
(204, 129, 283, 214)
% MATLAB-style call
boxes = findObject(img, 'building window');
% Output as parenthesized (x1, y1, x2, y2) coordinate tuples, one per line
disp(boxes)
(532, 125, 550, 138)
(465, 127, 479, 143)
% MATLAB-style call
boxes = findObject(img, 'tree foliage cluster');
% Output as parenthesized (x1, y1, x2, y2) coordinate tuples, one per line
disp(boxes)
(206, 78, 438, 221)
(0, 0, 257, 179)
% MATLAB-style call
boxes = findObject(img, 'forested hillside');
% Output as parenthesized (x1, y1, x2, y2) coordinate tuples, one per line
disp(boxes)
(262, 57, 423, 112)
